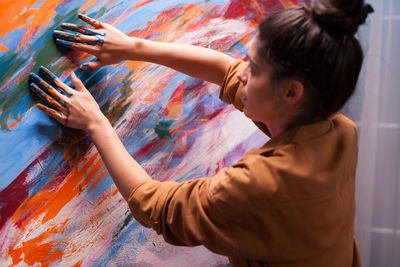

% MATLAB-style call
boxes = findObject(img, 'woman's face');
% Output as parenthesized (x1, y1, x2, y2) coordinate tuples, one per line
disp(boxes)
(237, 36, 284, 128)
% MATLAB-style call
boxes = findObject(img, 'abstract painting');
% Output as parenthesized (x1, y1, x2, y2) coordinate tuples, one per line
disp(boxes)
(0, 0, 296, 265)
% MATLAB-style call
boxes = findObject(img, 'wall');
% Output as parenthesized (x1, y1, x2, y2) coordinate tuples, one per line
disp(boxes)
(0, 1, 294, 266)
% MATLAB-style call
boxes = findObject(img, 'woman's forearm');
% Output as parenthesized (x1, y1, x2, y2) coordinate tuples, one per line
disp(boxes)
(88, 115, 151, 201)
(53, 15, 235, 83)
(127, 38, 235, 86)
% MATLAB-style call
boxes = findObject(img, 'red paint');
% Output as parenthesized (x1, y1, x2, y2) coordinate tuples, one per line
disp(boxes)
(224, 0, 299, 23)
(134, 140, 160, 158)
(0, 145, 55, 230)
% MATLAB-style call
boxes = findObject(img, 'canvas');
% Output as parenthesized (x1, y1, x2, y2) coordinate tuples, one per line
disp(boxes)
(0, 0, 295, 265)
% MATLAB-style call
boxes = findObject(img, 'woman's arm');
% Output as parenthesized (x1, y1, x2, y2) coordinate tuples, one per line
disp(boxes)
(54, 13, 235, 86)
(127, 39, 235, 85)
(29, 69, 151, 201)
(88, 114, 151, 201)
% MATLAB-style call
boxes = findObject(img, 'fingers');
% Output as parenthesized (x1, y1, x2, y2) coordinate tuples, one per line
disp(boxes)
(39, 66, 58, 81)
(80, 59, 104, 70)
(53, 30, 81, 42)
(29, 72, 66, 102)
(78, 13, 102, 29)
(61, 23, 105, 36)
(53, 30, 101, 45)
(29, 83, 65, 111)
(70, 72, 87, 92)
(55, 15, 107, 57)
(38, 66, 73, 97)
(36, 104, 67, 125)
(55, 38, 99, 54)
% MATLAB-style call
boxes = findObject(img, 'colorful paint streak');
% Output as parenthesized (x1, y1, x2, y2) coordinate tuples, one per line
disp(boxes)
(0, 0, 299, 266)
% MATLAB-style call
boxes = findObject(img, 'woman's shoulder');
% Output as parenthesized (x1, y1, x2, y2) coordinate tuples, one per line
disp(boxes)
(331, 113, 358, 133)
(213, 113, 358, 204)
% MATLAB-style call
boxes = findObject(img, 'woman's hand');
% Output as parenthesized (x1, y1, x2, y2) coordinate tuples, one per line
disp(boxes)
(53, 13, 133, 69)
(29, 66, 151, 199)
(29, 66, 108, 134)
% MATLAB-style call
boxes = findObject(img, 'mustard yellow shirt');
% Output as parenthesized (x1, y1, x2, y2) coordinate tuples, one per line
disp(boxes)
(129, 61, 361, 267)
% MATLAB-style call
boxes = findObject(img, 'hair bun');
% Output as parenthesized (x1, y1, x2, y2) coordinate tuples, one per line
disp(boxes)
(311, 0, 374, 35)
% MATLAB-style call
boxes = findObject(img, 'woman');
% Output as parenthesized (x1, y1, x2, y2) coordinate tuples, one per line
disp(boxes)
(29, 0, 373, 266)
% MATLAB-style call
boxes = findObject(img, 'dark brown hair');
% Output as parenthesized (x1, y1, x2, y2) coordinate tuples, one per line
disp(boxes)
(257, 0, 374, 124)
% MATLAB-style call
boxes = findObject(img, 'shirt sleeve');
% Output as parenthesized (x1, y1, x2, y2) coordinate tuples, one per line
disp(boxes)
(219, 60, 272, 137)
(128, 153, 287, 259)
(219, 60, 246, 111)
(128, 174, 241, 257)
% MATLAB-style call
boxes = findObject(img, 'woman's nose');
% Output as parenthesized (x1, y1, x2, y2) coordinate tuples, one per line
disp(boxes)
(237, 69, 247, 85)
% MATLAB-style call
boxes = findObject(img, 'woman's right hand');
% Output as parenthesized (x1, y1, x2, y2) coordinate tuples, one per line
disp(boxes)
(54, 13, 135, 69)
(29, 66, 108, 134)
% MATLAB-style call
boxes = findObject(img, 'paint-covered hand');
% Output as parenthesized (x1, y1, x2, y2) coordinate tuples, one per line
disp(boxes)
(29, 67, 107, 133)
(54, 13, 132, 69)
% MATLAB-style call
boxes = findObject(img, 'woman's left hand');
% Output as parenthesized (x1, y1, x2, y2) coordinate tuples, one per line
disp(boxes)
(29, 66, 108, 134)
(53, 13, 133, 70)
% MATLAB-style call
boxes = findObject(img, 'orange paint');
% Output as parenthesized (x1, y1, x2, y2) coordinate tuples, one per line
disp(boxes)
(10, 153, 103, 236)
(96, 195, 108, 207)
(6, 152, 106, 266)
(9, 114, 25, 129)
(73, 260, 83, 267)
(9, 224, 63, 266)
(138, 97, 156, 102)
(133, 0, 154, 10)
(121, 61, 143, 73)
(112, 189, 119, 196)
(41, 154, 102, 223)
(165, 82, 183, 119)
(170, 123, 182, 137)
(88, 167, 107, 191)
(0, 44, 8, 52)
(0, 0, 64, 48)
(80, 0, 99, 12)
(281, 0, 297, 7)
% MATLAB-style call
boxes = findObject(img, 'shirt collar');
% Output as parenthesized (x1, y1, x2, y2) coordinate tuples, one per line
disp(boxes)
(248, 115, 335, 155)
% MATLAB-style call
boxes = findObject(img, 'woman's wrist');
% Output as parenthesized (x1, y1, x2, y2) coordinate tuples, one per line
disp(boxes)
(125, 37, 150, 62)
(86, 114, 111, 137)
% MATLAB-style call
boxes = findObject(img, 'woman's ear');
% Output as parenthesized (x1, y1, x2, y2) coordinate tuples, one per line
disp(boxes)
(281, 79, 305, 106)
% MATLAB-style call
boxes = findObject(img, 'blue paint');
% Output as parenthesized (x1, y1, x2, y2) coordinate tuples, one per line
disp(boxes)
(0, 107, 60, 191)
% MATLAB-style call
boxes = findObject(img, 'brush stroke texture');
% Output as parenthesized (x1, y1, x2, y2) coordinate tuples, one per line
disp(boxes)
(0, 0, 298, 266)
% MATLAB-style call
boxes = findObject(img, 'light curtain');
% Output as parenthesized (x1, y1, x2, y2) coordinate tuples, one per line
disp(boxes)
(350, 0, 400, 266)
